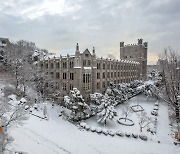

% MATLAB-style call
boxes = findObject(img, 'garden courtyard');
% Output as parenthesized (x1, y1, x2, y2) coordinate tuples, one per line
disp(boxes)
(84, 94, 172, 143)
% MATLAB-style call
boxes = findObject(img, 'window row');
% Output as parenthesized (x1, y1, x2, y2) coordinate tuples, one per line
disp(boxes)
(96, 62, 138, 70)
(43, 61, 74, 69)
(49, 72, 74, 80)
(97, 71, 138, 79)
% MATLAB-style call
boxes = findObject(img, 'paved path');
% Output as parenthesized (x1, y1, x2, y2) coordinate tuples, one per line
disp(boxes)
(156, 100, 172, 144)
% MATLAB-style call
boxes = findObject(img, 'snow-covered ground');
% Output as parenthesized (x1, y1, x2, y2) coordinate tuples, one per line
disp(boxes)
(0, 71, 179, 154)
(7, 95, 180, 154)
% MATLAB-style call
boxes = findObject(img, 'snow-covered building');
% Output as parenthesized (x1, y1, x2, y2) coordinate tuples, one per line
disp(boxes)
(38, 43, 140, 100)
(120, 39, 148, 80)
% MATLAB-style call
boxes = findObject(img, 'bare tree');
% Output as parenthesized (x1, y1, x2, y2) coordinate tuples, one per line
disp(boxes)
(137, 111, 152, 132)
(0, 87, 28, 153)
(159, 47, 180, 121)
(122, 105, 132, 122)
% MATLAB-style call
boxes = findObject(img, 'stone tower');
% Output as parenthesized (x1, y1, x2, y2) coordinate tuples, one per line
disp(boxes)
(120, 39, 148, 80)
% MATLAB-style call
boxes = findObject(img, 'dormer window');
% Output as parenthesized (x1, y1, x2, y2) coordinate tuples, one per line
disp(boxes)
(85, 54, 89, 57)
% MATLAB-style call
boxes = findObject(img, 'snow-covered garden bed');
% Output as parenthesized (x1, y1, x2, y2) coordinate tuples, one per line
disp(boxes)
(85, 94, 159, 139)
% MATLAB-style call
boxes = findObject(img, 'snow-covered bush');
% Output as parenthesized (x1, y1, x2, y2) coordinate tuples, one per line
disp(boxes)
(90, 127, 96, 132)
(64, 88, 90, 121)
(116, 131, 124, 137)
(102, 128, 109, 135)
(139, 134, 148, 141)
(125, 132, 131, 137)
(132, 133, 138, 138)
(90, 93, 104, 106)
(108, 130, 115, 136)
(95, 127, 102, 134)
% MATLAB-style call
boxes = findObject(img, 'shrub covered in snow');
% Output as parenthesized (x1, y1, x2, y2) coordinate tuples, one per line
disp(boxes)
(125, 132, 131, 137)
(95, 127, 102, 134)
(139, 134, 148, 141)
(102, 128, 109, 135)
(90, 127, 96, 132)
(132, 133, 138, 138)
(108, 130, 115, 136)
(64, 88, 90, 121)
(116, 131, 124, 137)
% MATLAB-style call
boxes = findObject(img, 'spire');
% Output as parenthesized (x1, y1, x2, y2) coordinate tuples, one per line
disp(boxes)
(93, 46, 96, 57)
(76, 43, 79, 51)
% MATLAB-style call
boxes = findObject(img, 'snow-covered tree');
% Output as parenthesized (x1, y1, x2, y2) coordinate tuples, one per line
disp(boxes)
(97, 95, 117, 125)
(90, 93, 104, 106)
(64, 88, 90, 121)
(105, 83, 127, 105)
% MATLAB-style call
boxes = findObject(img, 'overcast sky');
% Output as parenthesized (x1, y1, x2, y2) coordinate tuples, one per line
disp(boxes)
(0, 0, 180, 64)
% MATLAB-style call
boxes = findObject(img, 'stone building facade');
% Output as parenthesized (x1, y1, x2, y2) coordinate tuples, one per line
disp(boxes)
(120, 39, 148, 80)
(39, 43, 140, 99)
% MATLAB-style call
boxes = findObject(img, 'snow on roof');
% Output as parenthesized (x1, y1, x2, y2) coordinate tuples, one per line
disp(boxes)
(84, 67, 91, 69)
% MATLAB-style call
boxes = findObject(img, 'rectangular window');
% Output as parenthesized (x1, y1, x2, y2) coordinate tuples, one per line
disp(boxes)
(97, 63, 100, 69)
(103, 72, 105, 78)
(46, 63, 48, 69)
(111, 72, 113, 78)
(103, 63, 105, 69)
(83, 60, 86, 66)
(51, 63, 54, 69)
(97, 82, 100, 89)
(63, 73, 67, 79)
(83, 74, 85, 83)
(88, 60, 91, 66)
(56, 62, 60, 68)
(70, 73, 74, 80)
(107, 64, 110, 69)
(107, 72, 110, 78)
(97, 73, 100, 79)
(56, 72, 60, 79)
(70, 61, 74, 68)
(63, 62, 67, 69)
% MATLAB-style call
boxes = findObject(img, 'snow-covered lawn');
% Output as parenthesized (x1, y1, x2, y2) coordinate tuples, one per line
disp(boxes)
(7, 95, 180, 154)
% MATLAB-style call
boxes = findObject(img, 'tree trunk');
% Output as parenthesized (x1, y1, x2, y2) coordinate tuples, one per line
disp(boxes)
(175, 106, 179, 121)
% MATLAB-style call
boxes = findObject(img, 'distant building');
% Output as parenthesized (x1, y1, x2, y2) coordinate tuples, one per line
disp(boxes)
(0, 38, 9, 62)
(39, 43, 140, 100)
(120, 39, 148, 80)
(147, 65, 158, 74)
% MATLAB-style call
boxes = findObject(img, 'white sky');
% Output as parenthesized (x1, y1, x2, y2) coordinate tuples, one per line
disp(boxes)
(0, 0, 180, 64)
